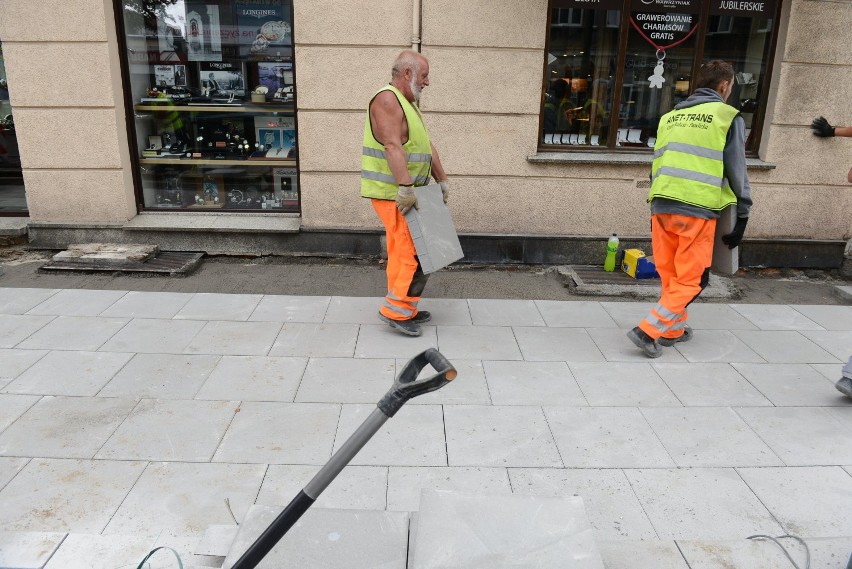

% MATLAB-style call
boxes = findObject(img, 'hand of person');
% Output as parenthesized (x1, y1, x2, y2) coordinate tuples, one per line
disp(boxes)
(396, 185, 418, 215)
(721, 216, 749, 249)
(438, 179, 449, 204)
(811, 116, 835, 137)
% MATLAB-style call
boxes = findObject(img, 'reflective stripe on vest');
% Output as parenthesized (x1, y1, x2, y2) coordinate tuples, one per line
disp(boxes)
(649, 101, 739, 211)
(361, 85, 433, 201)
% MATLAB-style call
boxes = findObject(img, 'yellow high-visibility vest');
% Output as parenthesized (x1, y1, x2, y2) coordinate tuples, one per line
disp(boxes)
(361, 85, 432, 200)
(649, 101, 739, 211)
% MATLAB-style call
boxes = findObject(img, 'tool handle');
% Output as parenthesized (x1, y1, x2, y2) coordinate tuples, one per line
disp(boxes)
(378, 348, 456, 417)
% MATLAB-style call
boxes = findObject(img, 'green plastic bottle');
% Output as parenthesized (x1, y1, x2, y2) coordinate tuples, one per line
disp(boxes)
(604, 233, 619, 272)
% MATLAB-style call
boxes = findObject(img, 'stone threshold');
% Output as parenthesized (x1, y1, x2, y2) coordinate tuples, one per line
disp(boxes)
(528, 151, 776, 170)
(124, 212, 301, 233)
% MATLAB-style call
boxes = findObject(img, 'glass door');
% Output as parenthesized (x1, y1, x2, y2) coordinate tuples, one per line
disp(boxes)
(0, 39, 27, 214)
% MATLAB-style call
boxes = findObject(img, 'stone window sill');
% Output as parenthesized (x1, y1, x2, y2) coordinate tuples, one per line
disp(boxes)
(528, 151, 776, 170)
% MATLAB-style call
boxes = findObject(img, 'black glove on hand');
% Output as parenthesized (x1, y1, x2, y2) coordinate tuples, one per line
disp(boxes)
(811, 116, 835, 137)
(721, 216, 749, 249)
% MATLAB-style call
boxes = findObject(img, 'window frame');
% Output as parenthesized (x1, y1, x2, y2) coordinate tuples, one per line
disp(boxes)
(539, 0, 783, 157)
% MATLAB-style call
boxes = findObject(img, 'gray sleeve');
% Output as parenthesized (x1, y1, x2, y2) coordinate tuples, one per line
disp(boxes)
(723, 115, 752, 218)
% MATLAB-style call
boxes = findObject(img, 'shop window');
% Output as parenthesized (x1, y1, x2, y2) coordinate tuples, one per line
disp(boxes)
(118, 0, 298, 212)
(0, 40, 27, 214)
(541, 0, 779, 154)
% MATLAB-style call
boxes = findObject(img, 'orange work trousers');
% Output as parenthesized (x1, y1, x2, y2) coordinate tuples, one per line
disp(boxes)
(639, 213, 716, 341)
(372, 199, 428, 321)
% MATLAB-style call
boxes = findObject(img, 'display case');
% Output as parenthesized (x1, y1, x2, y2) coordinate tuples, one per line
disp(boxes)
(119, 0, 299, 212)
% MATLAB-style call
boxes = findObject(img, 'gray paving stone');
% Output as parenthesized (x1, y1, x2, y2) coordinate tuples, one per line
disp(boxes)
(736, 407, 852, 465)
(268, 323, 359, 358)
(652, 363, 772, 406)
(0, 531, 66, 569)
(600, 301, 657, 329)
(468, 299, 545, 326)
(802, 537, 852, 569)
(836, 285, 852, 303)
(213, 402, 340, 465)
(257, 465, 387, 511)
(737, 466, 852, 537)
(810, 362, 846, 381)
(99, 318, 206, 354)
(671, 329, 765, 363)
(544, 407, 675, 468)
(800, 330, 852, 360)
(0, 315, 55, 349)
(416, 298, 472, 325)
(534, 300, 618, 328)
(483, 360, 587, 405)
(223, 505, 409, 569)
(411, 490, 604, 569)
(323, 296, 383, 323)
(0, 350, 46, 381)
(641, 407, 782, 467)
(625, 468, 783, 539)
(732, 363, 849, 406)
(105, 462, 266, 538)
(174, 292, 263, 321)
(676, 539, 802, 568)
(3, 351, 133, 396)
(0, 394, 39, 432)
(335, 404, 446, 467)
(294, 357, 394, 403)
(514, 326, 606, 362)
(24, 289, 128, 317)
(668, 303, 758, 330)
(403, 359, 491, 405)
(15, 316, 127, 351)
(436, 325, 522, 361)
(790, 304, 852, 330)
(732, 330, 840, 364)
(98, 291, 193, 319)
(354, 323, 437, 359)
(98, 354, 220, 399)
(568, 362, 680, 406)
(445, 405, 562, 467)
(96, 399, 238, 462)
(42, 533, 154, 569)
(183, 320, 283, 356)
(0, 396, 136, 459)
(0, 458, 146, 532)
(195, 355, 307, 402)
(387, 466, 511, 512)
(196, 524, 239, 557)
(731, 303, 824, 331)
(586, 328, 687, 363)
(597, 540, 687, 569)
(509, 468, 658, 540)
(0, 457, 27, 491)
(0, 288, 59, 315)
(249, 294, 331, 323)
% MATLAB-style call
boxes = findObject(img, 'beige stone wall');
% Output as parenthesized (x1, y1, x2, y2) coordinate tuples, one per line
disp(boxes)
(297, 0, 852, 240)
(0, 0, 136, 223)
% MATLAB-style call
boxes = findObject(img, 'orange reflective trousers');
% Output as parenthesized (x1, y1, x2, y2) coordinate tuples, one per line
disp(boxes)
(638, 213, 716, 341)
(372, 199, 428, 321)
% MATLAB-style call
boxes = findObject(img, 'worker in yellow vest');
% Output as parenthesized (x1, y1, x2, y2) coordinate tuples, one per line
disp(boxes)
(628, 60, 753, 358)
(361, 50, 449, 337)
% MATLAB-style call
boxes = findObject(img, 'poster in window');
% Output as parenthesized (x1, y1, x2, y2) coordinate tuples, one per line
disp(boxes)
(174, 64, 187, 86)
(273, 167, 299, 203)
(236, 0, 292, 58)
(257, 61, 293, 95)
(199, 62, 246, 96)
(157, 13, 187, 63)
(254, 116, 296, 157)
(154, 65, 176, 87)
(186, 3, 223, 62)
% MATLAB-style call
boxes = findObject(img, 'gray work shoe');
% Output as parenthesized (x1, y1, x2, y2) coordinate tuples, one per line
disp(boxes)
(627, 327, 663, 358)
(835, 377, 852, 398)
(378, 312, 422, 337)
(411, 311, 431, 324)
(658, 325, 694, 347)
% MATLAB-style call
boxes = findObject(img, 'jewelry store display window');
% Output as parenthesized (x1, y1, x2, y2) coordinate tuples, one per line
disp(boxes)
(540, 0, 780, 155)
(0, 39, 27, 214)
(118, 0, 299, 211)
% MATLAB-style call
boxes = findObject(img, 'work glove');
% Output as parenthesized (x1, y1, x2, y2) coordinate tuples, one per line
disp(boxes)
(811, 116, 835, 137)
(438, 179, 449, 204)
(396, 185, 418, 215)
(721, 216, 749, 249)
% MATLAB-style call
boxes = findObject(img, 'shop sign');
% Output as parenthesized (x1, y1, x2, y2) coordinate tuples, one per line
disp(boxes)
(629, 0, 700, 46)
(710, 0, 775, 16)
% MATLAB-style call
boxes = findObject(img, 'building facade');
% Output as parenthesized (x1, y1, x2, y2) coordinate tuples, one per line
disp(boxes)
(0, 0, 850, 265)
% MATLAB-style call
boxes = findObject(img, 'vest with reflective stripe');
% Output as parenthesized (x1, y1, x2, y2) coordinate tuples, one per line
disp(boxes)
(649, 101, 739, 211)
(361, 85, 432, 200)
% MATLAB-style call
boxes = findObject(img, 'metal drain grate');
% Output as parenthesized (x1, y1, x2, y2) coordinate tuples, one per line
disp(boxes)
(40, 251, 203, 276)
(570, 264, 659, 286)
